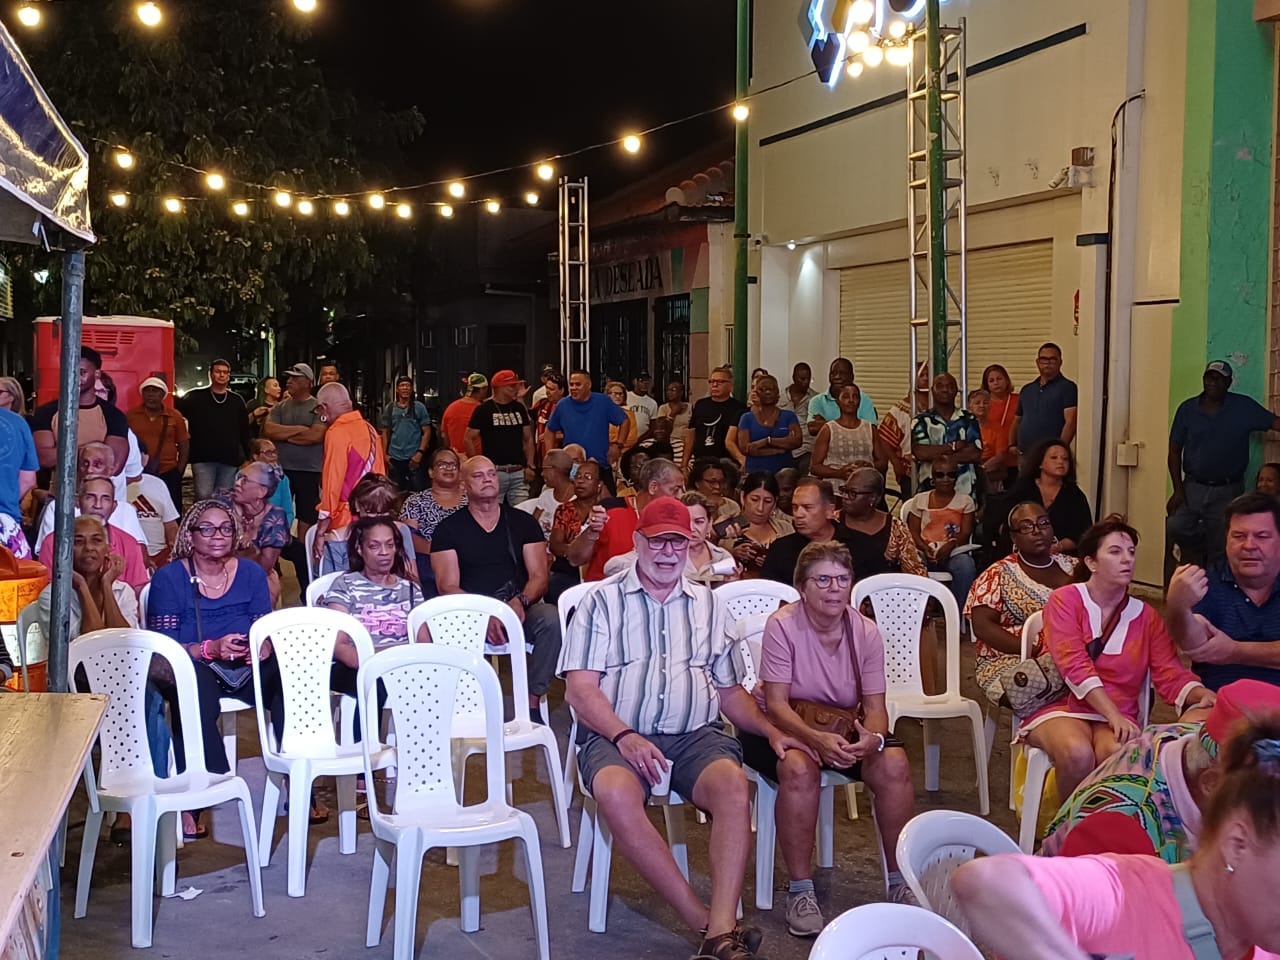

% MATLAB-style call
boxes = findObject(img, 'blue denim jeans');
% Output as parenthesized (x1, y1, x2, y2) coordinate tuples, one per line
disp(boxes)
(190, 462, 238, 501)
(496, 469, 530, 506)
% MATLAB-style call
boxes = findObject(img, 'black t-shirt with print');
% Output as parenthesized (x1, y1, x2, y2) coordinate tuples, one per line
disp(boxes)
(468, 399, 532, 467)
(690, 396, 748, 460)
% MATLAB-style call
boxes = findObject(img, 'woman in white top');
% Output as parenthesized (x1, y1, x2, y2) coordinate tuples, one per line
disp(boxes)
(903, 456, 977, 607)
(811, 384, 887, 493)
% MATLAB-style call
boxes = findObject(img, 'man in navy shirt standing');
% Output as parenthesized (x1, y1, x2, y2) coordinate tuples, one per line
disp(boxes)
(545, 369, 630, 486)
(1168, 493, 1280, 693)
(1166, 361, 1280, 570)
(1010, 342, 1078, 456)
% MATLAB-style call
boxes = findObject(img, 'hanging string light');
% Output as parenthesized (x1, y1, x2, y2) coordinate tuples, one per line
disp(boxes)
(162, 196, 182, 213)
(524, 192, 539, 206)
(296, 199, 315, 216)
(232, 200, 250, 217)
(109, 192, 128, 208)
(17, 4, 40, 27)
(622, 134, 642, 155)
(484, 199, 501, 214)
(447, 181, 465, 199)
(395, 202, 412, 219)
(535, 163, 555, 182)
(367, 193, 386, 210)
(114, 150, 135, 170)
(136, 2, 162, 28)
(292, 0, 317, 11)
(731, 103, 749, 122)
(332, 199, 350, 217)
(273, 190, 292, 208)
(439, 204, 454, 219)
(205, 172, 226, 191)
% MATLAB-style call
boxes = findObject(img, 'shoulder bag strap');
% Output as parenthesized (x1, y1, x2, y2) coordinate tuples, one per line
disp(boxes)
(842, 613, 864, 713)
(1085, 597, 1128, 661)
(1169, 864, 1223, 960)
(182, 559, 206, 646)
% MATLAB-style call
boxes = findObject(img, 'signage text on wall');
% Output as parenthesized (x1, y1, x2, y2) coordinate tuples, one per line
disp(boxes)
(590, 256, 665, 301)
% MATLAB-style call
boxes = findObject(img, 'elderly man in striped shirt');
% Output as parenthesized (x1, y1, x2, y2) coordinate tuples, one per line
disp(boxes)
(560, 496, 812, 960)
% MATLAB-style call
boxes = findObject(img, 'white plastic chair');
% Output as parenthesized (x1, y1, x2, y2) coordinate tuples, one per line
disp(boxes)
(70, 628, 265, 948)
(1015, 613, 1151, 852)
(896, 809, 1019, 932)
(714, 579, 799, 623)
(809, 902, 984, 960)
(11, 602, 42, 690)
(359, 643, 549, 960)
(854, 573, 990, 816)
(406, 595, 570, 849)
(556, 581, 601, 803)
(249, 607, 378, 897)
(305, 570, 344, 607)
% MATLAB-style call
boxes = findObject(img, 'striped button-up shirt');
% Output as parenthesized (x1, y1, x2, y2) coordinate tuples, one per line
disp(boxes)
(557, 568, 746, 736)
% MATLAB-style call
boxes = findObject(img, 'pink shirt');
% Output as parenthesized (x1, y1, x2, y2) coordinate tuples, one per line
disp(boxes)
(755, 601, 886, 711)
(1016, 853, 1280, 960)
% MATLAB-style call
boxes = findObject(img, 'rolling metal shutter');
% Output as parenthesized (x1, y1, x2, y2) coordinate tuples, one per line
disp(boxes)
(838, 240, 1053, 412)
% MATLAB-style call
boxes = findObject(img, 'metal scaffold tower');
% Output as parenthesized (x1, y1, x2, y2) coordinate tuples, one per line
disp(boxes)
(906, 2, 967, 410)
(558, 177, 590, 376)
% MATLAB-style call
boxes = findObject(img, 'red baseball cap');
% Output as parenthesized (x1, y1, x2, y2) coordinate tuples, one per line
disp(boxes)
(491, 370, 524, 388)
(636, 496, 695, 540)
(1202, 679, 1280, 757)
(1057, 811, 1158, 858)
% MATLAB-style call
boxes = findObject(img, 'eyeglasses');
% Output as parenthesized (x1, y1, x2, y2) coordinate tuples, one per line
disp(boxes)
(709, 378, 732, 386)
(643, 535, 690, 553)
(807, 574, 852, 589)
(699, 476, 723, 488)
(933, 471, 960, 479)
(236, 473, 265, 486)
(193, 522, 235, 537)
(1012, 518, 1054, 535)
(845, 488, 879, 499)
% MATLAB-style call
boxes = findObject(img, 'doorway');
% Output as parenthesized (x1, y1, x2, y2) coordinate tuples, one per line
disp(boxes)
(655, 293, 690, 394)
(590, 298, 648, 388)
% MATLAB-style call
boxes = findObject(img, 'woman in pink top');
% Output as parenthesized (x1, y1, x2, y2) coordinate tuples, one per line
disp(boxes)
(953, 718, 1280, 960)
(738, 541, 916, 937)
(1024, 515, 1216, 802)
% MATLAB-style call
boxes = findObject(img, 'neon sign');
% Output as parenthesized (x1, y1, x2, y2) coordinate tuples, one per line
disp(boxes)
(805, 0, 949, 87)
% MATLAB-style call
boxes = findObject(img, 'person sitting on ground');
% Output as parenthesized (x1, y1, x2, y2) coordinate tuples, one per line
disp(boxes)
(727, 374, 802, 475)
(217, 460, 290, 606)
(726, 472, 793, 578)
(903, 456, 978, 607)
(1256, 462, 1280, 497)
(147, 499, 289, 837)
(691, 457, 741, 524)
(431, 456, 562, 722)
(1007, 438, 1093, 555)
(1041, 678, 1280, 862)
(603, 490, 740, 582)
(838, 466, 926, 580)
(524, 448, 575, 539)
(811, 383, 887, 494)
(952, 716, 1280, 960)
(560, 496, 811, 960)
(1023, 516, 1216, 804)
(742, 541, 918, 935)
(1168, 493, 1280, 693)
(759, 478, 858, 587)
(964, 501, 1075, 706)
(39, 475, 150, 595)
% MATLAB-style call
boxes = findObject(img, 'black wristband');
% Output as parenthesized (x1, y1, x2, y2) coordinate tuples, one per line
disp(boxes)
(610, 728, 637, 746)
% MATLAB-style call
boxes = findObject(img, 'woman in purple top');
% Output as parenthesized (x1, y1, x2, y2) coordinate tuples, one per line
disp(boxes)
(737, 540, 917, 936)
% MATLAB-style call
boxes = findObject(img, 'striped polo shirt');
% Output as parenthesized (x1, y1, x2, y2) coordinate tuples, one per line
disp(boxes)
(557, 568, 746, 736)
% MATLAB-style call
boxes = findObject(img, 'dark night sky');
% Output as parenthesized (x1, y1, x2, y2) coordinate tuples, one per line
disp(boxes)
(309, 0, 739, 199)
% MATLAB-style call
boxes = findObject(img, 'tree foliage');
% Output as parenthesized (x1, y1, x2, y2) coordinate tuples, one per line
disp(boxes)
(11, 0, 423, 351)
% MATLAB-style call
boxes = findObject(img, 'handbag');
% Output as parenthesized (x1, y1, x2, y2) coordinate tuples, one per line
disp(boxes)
(999, 601, 1124, 720)
(789, 615, 863, 742)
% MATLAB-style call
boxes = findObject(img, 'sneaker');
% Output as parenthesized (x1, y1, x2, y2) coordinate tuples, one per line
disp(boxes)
(888, 882, 920, 906)
(690, 930, 755, 960)
(696, 926, 763, 957)
(785, 889, 825, 937)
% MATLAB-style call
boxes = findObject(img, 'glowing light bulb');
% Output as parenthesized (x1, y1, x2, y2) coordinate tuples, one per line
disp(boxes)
(297, 199, 315, 216)
(447, 181, 465, 199)
(524, 192, 539, 206)
(622, 134, 642, 154)
(232, 200, 250, 217)
(885, 44, 912, 67)
(136, 2, 161, 27)
(850, 0, 874, 25)
(888, 19, 907, 39)
(109, 192, 128, 208)
(368, 193, 385, 210)
(114, 150, 135, 170)
(333, 200, 350, 217)
(292, 0, 316, 11)
(205, 172, 226, 191)
(273, 190, 292, 208)
(17, 4, 41, 27)
(536, 162, 555, 181)
(846, 59, 864, 78)
(786, 241, 797, 251)
(848, 30, 869, 53)
(485, 199, 501, 214)
(439, 204, 454, 218)
(162, 196, 182, 214)
(731, 103, 750, 122)
(862, 44, 884, 67)
(395, 203, 412, 219)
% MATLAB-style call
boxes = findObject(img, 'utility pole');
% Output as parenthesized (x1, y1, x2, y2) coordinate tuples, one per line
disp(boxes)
(732, 0, 749, 398)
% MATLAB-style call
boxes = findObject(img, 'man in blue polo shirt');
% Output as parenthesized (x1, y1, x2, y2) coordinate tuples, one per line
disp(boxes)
(545, 369, 629, 483)
(1166, 361, 1280, 570)
(1010, 342, 1078, 455)
(1168, 493, 1280, 692)
(806, 357, 877, 438)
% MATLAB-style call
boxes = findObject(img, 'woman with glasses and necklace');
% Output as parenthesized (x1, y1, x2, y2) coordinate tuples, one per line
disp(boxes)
(739, 541, 917, 936)
(399, 448, 468, 590)
(838, 466, 926, 579)
(964, 501, 1076, 706)
(218, 460, 290, 606)
(903, 455, 978, 606)
(147, 500, 285, 839)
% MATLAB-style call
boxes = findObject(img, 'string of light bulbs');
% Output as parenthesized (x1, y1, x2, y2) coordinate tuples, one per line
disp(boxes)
(13, 0, 317, 30)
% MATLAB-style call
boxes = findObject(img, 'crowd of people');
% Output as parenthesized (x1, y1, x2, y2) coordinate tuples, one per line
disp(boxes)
(7, 342, 1280, 960)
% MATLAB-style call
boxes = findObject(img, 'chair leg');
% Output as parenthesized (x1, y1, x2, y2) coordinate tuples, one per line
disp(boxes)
(1009, 743, 1021, 812)
(286, 770, 314, 897)
(392, 837, 425, 960)
(754, 778, 778, 911)
(367, 839, 393, 948)
(336, 774, 359, 855)
(967, 703, 992, 816)
(233, 787, 266, 918)
(845, 782, 859, 820)
(662, 805, 689, 881)
(74, 808, 105, 918)
(259, 770, 284, 867)
(130, 802, 158, 949)
(540, 739, 572, 848)
(1019, 750, 1051, 853)
(221, 710, 238, 773)
(520, 823, 551, 960)
(817, 784, 835, 869)
(923, 719, 941, 792)
(588, 804, 614, 933)
(155, 811, 178, 897)
(458, 845, 481, 933)
(571, 802, 594, 894)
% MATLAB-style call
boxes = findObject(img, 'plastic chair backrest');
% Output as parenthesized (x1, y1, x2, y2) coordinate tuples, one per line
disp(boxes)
(715, 580, 799, 622)
(808, 902, 984, 960)
(303, 525, 320, 582)
(557, 579, 602, 640)
(138, 583, 151, 627)
(305, 571, 345, 608)
(895, 810, 1020, 930)
(358, 643, 506, 818)
(407, 594, 525, 734)
(69, 628, 211, 792)
(854, 573, 961, 699)
(736, 612, 770, 691)
(249, 607, 374, 759)
(11, 602, 44, 669)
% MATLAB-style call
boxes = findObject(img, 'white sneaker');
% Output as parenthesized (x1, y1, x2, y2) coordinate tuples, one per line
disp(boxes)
(888, 882, 920, 906)
(785, 889, 825, 937)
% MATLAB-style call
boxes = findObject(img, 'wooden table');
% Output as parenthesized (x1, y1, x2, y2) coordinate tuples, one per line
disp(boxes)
(0, 693, 107, 958)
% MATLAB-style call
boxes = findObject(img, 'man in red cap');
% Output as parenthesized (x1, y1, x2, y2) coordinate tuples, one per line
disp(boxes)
(1041, 678, 1280, 862)
(465, 369, 534, 505)
(559, 497, 811, 960)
